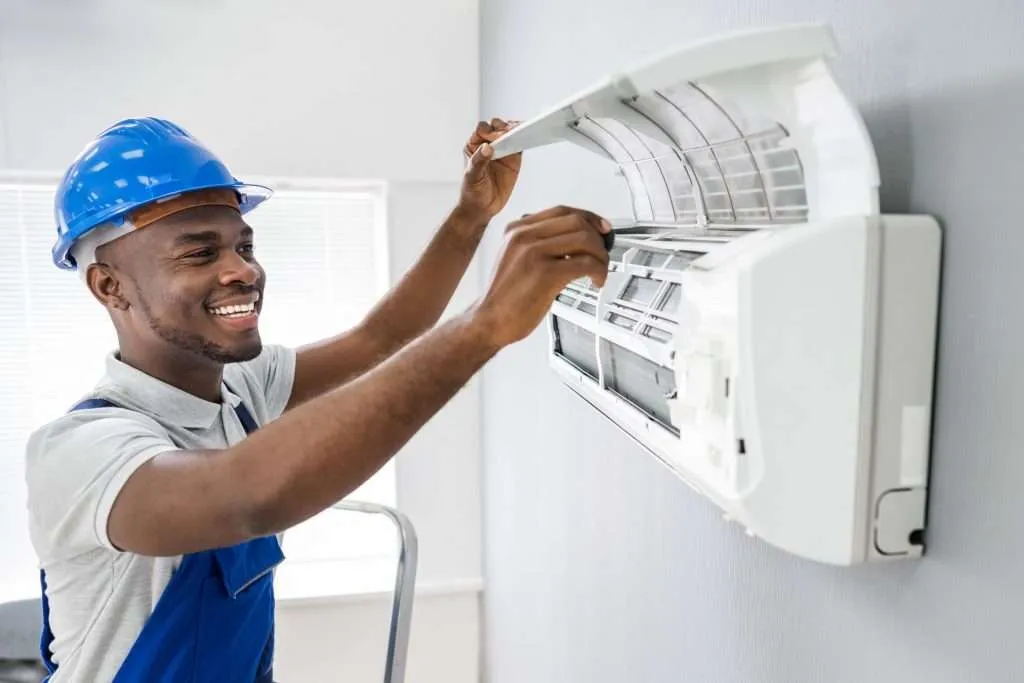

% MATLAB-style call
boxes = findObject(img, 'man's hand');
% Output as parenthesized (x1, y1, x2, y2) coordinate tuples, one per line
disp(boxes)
(473, 206, 612, 348)
(459, 118, 522, 225)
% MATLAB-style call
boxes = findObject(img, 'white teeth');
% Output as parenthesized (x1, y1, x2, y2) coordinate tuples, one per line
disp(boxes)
(209, 302, 256, 317)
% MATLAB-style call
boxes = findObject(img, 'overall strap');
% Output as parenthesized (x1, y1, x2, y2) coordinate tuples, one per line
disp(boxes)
(232, 399, 259, 435)
(39, 572, 55, 679)
(70, 397, 118, 411)
(224, 382, 259, 435)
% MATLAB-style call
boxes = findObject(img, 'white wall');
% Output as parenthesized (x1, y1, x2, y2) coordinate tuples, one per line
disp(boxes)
(277, 590, 479, 683)
(388, 181, 484, 586)
(0, 0, 476, 183)
(479, 2, 1024, 683)
(0, 1, 482, 679)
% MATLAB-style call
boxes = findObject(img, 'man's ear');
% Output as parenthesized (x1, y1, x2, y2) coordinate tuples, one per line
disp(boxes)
(86, 262, 130, 310)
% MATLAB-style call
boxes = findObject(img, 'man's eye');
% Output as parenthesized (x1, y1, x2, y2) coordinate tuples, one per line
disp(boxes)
(239, 243, 255, 256)
(184, 248, 216, 260)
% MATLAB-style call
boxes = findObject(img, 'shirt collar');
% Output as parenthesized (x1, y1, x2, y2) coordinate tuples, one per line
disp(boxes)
(100, 353, 241, 429)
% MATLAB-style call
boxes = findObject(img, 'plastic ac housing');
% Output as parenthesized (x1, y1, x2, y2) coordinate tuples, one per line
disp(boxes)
(489, 24, 941, 565)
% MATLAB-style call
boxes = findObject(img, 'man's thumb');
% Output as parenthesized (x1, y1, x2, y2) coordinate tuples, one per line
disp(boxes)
(466, 142, 493, 181)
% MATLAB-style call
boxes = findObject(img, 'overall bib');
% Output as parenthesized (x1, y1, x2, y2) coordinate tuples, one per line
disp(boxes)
(40, 390, 283, 682)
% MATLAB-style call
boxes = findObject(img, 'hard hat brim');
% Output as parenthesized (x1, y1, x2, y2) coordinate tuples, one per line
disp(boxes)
(52, 181, 274, 271)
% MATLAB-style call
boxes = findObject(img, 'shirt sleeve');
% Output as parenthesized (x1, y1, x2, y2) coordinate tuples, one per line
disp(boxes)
(25, 409, 179, 561)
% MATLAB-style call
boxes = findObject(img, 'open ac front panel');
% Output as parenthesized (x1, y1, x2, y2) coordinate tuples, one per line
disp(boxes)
(489, 24, 941, 566)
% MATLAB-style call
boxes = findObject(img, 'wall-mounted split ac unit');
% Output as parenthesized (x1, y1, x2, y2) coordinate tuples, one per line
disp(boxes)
(490, 24, 941, 566)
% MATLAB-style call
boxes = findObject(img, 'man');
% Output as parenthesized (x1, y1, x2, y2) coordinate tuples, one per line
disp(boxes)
(24, 116, 610, 682)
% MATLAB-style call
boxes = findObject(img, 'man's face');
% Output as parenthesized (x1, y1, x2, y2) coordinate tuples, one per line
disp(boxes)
(98, 205, 267, 365)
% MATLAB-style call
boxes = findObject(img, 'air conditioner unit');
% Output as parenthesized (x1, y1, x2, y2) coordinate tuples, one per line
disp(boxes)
(489, 24, 941, 566)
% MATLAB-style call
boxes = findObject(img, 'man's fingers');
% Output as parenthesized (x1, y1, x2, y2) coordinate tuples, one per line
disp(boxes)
(533, 230, 611, 266)
(509, 207, 612, 235)
(550, 253, 609, 288)
(506, 217, 614, 265)
(514, 206, 611, 232)
(465, 142, 493, 180)
(507, 215, 593, 244)
(465, 118, 522, 160)
(479, 130, 507, 143)
(464, 120, 494, 157)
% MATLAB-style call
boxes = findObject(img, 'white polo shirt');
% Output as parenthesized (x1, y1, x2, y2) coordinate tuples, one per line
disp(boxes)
(25, 344, 296, 683)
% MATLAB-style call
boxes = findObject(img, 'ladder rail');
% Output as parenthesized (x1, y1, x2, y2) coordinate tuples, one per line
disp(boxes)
(331, 501, 418, 683)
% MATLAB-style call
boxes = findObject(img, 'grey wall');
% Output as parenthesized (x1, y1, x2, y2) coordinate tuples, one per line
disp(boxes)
(479, 2, 1024, 682)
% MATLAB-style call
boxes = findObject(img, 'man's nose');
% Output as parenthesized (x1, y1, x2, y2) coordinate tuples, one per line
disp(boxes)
(219, 251, 260, 286)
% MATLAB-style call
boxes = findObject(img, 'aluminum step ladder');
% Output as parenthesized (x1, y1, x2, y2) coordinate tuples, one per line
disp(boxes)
(331, 501, 418, 683)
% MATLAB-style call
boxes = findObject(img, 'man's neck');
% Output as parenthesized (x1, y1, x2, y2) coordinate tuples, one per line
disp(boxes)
(116, 346, 225, 403)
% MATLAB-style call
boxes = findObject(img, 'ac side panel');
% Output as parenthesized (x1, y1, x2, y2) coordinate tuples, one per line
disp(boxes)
(737, 218, 873, 565)
(867, 215, 941, 559)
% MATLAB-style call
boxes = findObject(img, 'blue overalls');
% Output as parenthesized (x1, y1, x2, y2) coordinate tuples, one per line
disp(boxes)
(40, 389, 284, 682)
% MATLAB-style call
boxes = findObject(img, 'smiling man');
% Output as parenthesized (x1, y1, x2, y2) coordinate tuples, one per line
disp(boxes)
(25, 118, 611, 682)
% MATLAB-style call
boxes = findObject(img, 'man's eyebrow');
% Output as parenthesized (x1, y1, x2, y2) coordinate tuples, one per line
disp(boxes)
(173, 230, 222, 246)
(240, 226, 253, 238)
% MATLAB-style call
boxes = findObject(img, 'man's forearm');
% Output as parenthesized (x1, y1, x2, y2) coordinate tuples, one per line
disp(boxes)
(361, 205, 487, 353)
(233, 309, 497, 536)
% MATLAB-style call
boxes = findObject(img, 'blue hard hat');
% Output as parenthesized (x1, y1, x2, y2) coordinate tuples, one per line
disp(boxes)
(52, 117, 272, 270)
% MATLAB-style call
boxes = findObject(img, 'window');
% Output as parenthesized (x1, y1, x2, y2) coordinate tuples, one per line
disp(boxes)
(0, 175, 395, 604)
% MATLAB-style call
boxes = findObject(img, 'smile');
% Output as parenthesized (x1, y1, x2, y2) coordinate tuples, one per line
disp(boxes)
(208, 302, 257, 318)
